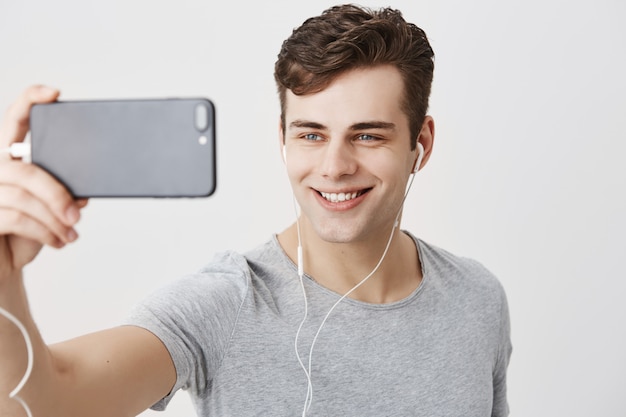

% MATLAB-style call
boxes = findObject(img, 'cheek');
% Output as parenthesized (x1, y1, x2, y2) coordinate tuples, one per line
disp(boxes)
(285, 154, 310, 186)
(364, 152, 413, 180)
(376, 159, 415, 197)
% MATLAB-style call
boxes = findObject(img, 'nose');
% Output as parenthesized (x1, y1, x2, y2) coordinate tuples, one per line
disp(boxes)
(319, 140, 357, 179)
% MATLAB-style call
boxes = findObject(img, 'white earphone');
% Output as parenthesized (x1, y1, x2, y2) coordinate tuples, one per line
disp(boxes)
(412, 142, 425, 174)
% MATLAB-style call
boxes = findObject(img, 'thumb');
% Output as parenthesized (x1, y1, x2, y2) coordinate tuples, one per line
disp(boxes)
(0, 85, 60, 148)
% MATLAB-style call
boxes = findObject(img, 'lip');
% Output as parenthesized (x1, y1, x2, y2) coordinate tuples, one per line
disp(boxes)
(313, 187, 371, 211)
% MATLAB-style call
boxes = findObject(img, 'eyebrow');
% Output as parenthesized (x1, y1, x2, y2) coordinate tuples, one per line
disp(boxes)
(289, 120, 326, 130)
(350, 121, 396, 131)
(288, 119, 396, 131)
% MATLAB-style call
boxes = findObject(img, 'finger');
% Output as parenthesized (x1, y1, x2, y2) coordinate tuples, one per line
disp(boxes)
(0, 85, 60, 148)
(0, 207, 66, 249)
(76, 198, 90, 209)
(0, 161, 80, 227)
(0, 184, 78, 245)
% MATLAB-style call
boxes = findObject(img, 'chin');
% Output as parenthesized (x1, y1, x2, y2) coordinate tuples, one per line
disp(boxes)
(318, 234, 355, 244)
(311, 221, 365, 244)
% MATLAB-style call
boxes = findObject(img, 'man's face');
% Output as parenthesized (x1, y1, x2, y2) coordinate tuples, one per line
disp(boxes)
(282, 65, 418, 244)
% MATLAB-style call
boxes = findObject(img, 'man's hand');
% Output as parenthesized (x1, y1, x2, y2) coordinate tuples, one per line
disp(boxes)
(0, 86, 176, 417)
(0, 85, 86, 278)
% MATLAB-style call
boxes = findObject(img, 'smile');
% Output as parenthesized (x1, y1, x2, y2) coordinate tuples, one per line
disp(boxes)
(319, 189, 369, 203)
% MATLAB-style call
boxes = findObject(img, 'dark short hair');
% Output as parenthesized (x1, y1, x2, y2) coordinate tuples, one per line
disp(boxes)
(274, 4, 435, 150)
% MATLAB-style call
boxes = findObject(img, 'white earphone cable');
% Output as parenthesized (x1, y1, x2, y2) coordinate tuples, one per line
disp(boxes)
(295, 146, 422, 415)
(0, 306, 34, 417)
(291, 195, 314, 416)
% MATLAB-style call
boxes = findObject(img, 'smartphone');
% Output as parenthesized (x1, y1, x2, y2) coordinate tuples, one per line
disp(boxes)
(29, 98, 216, 198)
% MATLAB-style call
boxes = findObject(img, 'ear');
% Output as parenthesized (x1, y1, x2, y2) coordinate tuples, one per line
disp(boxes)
(412, 115, 435, 172)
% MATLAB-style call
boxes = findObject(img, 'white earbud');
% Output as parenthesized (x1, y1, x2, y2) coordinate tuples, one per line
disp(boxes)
(412, 143, 425, 174)
(282, 145, 287, 163)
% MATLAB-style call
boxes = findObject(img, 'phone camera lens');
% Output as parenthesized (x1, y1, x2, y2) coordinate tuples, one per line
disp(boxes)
(194, 103, 209, 132)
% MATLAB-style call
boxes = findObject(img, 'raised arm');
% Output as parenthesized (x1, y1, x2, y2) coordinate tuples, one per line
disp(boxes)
(0, 86, 176, 417)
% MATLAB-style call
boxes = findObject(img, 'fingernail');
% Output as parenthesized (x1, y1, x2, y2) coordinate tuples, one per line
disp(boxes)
(67, 228, 78, 242)
(39, 85, 58, 95)
(65, 205, 80, 224)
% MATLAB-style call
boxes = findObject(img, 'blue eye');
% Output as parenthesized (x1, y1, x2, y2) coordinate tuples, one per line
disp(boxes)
(357, 134, 376, 141)
(304, 133, 322, 141)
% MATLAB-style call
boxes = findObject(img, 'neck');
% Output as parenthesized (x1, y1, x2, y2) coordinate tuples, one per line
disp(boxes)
(277, 220, 422, 304)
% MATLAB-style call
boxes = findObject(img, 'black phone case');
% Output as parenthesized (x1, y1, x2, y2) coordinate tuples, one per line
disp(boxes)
(30, 98, 216, 198)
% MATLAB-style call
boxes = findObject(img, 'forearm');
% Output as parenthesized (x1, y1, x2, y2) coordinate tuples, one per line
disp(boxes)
(0, 273, 102, 417)
(1, 273, 176, 417)
(0, 271, 59, 416)
(0, 271, 28, 417)
(0, 270, 33, 394)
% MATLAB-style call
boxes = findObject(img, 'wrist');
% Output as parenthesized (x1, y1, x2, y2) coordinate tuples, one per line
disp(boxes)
(0, 270, 27, 313)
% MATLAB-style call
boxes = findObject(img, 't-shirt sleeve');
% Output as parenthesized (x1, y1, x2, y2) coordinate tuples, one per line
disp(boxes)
(123, 252, 250, 410)
(491, 285, 513, 417)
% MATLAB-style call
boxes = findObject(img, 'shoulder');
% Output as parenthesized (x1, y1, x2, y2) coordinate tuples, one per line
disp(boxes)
(411, 236, 511, 350)
(128, 249, 252, 323)
(143, 237, 291, 308)
(177, 250, 252, 299)
(412, 235, 507, 307)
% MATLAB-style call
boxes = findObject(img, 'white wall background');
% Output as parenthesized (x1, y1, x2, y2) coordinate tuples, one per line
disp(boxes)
(1, 0, 624, 416)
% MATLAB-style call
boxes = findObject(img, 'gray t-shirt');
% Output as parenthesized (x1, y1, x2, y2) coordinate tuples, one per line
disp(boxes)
(126, 233, 512, 416)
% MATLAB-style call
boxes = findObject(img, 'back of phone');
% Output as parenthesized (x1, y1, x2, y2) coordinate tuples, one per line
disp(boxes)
(30, 98, 216, 198)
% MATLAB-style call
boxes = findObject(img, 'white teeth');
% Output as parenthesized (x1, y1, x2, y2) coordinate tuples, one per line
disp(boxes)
(320, 191, 359, 203)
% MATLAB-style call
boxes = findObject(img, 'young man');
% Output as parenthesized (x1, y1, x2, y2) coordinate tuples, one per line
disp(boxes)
(0, 5, 511, 417)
